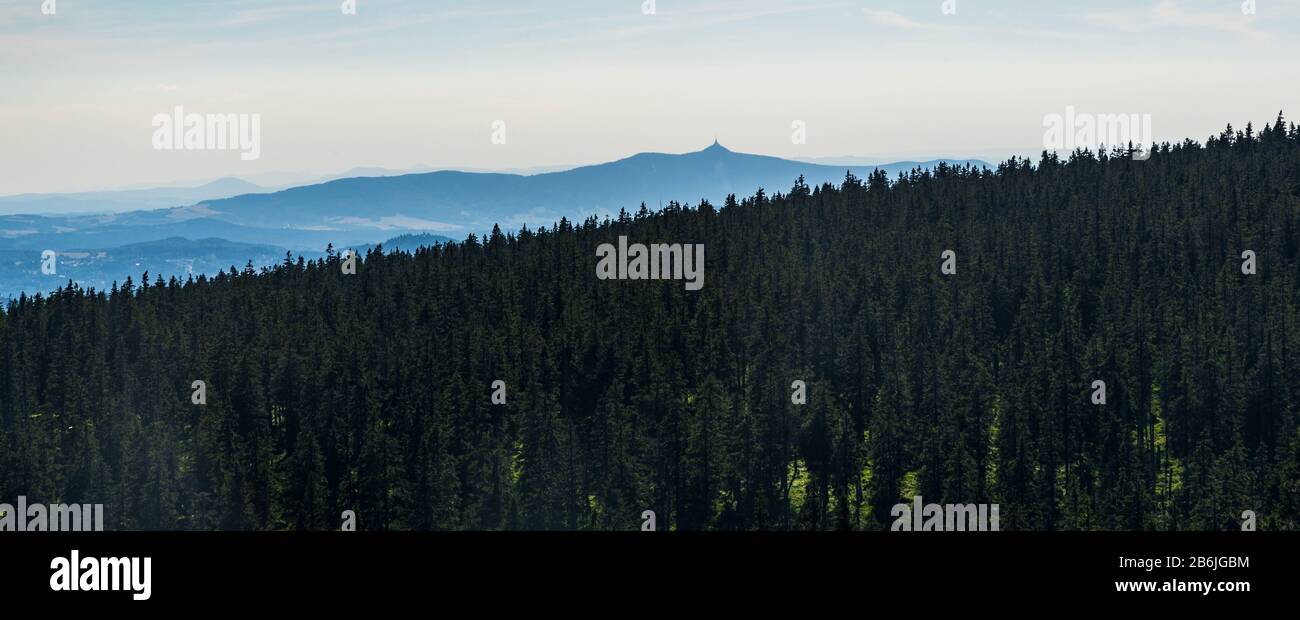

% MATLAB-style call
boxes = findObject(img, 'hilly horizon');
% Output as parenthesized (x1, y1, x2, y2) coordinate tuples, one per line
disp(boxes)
(189, 142, 987, 235)
(0, 143, 986, 253)
(0, 177, 270, 216)
(0, 144, 981, 300)
(0, 232, 454, 302)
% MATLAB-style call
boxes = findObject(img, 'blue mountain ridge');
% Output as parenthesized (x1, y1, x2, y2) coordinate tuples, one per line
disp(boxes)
(192, 142, 987, 234)
(0, 144, 986, 299)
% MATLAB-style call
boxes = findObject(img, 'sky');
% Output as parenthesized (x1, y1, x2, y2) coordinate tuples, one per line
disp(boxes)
(1, 0, 1297, 194)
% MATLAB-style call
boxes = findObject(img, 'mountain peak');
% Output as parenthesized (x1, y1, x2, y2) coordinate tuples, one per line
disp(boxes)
(702, 139, 730, 154)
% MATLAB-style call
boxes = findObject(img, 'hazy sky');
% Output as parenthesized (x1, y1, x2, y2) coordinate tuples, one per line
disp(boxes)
(2, 0, 1297, 194)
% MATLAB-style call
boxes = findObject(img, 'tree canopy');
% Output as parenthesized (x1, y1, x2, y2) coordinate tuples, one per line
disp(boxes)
(3, 118, 1300, 531)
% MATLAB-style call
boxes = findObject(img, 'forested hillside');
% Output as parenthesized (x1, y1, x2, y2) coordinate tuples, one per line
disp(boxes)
(3, 118, 1300, 531)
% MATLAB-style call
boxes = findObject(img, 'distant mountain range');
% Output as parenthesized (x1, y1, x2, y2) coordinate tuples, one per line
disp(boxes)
(0, 144, 987, 299)
(0, 234, 453, 301)
(0, 177, 270, 215)
(192, 142, 986, 235)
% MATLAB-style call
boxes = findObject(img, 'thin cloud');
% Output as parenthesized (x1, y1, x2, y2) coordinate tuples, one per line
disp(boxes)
(1085, 0, 1264, 39)
(860, 8, 946, 31)
(858, 7, 1083, 40)
(219, 4, 328, 27)
(498, 1, 849, 50)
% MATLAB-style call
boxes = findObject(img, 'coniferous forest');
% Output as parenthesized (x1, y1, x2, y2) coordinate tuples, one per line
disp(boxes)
(4, 118, 1300, 532)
